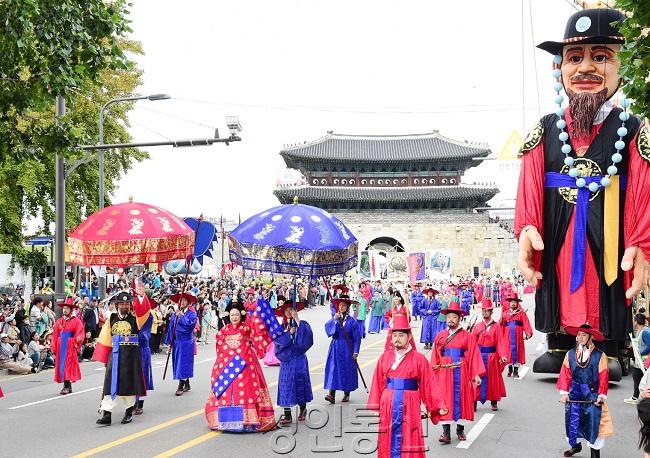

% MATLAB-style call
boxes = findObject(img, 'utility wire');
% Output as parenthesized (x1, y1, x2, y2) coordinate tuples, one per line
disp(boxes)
(129, 119, 173, 141)
(136, 105, 218, 130)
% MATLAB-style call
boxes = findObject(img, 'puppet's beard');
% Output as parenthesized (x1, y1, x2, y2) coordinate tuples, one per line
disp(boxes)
(566, 88, 608, 139)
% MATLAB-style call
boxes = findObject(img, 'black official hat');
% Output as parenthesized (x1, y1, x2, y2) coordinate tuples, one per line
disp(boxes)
(537, 8, 626, 55)
(109, 291, 133, 304)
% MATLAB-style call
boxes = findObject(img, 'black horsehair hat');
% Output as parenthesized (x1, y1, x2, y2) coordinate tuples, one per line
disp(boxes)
(537, 8, 626, 55)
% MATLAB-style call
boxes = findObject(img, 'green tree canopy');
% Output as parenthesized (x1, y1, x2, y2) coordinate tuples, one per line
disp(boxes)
(0, 1, 148, 265)
(616, 1, 650, 120)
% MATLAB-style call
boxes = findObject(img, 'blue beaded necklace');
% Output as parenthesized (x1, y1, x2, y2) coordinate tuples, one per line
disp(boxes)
(551, 53, 631, 193)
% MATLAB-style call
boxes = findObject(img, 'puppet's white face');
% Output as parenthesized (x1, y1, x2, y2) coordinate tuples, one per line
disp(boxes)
(561, 44, 621, 98)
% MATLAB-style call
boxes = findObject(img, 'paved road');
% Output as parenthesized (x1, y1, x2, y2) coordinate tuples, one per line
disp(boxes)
(1, 295, 640, 457)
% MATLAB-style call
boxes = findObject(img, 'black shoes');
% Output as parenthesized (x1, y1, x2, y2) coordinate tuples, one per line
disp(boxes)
(183, 380, 191, 392)
(121, 406, 134, 424)
(563, 443, 582, 457)
(96, 411, 112, 426)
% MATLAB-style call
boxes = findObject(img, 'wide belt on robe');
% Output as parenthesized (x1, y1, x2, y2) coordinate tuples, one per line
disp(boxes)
(442, 348, 464, 421)
(545, 172, 628, 291)
(387, 377, 418, 391)
(58, 331, 74, 381)
(479, 346, 496, 353)
(508, 320, 523, 327)
(111, 334, 138, 399)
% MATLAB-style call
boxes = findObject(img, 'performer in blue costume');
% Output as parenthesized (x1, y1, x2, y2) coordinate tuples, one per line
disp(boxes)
(460, 284, 473, 316)
(134, 310, 153, 415)
(558, 324, 613, 458)
(410, 284, 424, 321)
(275, 300, 314, 426)
(419, 287, 441, 350)
(166, 292, 198, 396)
(324, 296, 361, 404)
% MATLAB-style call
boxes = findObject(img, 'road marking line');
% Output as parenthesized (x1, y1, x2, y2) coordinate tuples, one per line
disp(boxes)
(152, 348, 384, 457)
(456, 413, 494, 449)
(152, 431, 222, 458)
(8, 386, 102, 410)
(516, 367, 529, 379)
(69, 339, 381, 457)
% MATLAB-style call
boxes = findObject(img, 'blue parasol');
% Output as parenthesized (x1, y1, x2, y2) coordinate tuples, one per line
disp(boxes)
(228, 201, 358, 277)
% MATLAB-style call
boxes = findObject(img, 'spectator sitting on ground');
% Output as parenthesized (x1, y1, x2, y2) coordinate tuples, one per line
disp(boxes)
(0, 333, 32, 374)
(79, 331, 95, 361)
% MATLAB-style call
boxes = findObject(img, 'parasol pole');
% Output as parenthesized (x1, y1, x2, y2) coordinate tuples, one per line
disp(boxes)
(164, 215, 203, 381)
(324, 277, 369, 393)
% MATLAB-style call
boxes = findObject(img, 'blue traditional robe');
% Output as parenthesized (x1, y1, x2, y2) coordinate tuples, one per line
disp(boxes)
(410, 291, 424, 318)
(275, 320, 314, 407)
(324, 314, 361, 392)
(165, 308, 197, 380)
(419, 298, 441, 344)
(461, 290, 473, 315)
(138, 314, 154, 390)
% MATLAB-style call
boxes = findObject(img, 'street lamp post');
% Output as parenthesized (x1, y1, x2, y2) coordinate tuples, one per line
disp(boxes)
(97, 94, 170, 299)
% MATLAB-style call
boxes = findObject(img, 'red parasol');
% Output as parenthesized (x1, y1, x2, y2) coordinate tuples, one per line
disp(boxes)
(68, 201, 194, 266)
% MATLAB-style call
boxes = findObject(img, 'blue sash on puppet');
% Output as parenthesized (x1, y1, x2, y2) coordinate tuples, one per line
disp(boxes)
(565, 350, 601, 447)
(387, 378, 418, 458)
(110, 335, 138, 399)
(256, 297, 286, 340)
(478, 346, 496, 404)
(212, 354, 247, 429)
(545, 172, 628, 292)
(508, 320, 522, 363)
(443, 348, 465, 421)
(58, 331, 73, 381)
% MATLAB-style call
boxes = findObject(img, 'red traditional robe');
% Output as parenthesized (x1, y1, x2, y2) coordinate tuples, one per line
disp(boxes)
(430, 328, 485, 423)
(205, 318, 275, 432)
(472, 319, 508, 403)
(384, 305, 415, 351)
(501, 308, 533, 365)
(515, 108, 650, 332)
(51, 315, 85, 383)
(368, 348, 446, 458)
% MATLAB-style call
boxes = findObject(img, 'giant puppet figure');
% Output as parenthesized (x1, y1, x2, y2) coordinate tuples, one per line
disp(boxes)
(516, 8, 650, 372)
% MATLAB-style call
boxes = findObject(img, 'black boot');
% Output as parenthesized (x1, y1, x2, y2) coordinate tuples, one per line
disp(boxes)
(439, 424, 451, 444)
(121, 406, 134, 424)
(279, 407, 292, 426)
(473, 401, 477, 412)
(456, 424, 466, 441)
(513, 366, 519, 378)
(175, 381, 184, 396)
(96, 411, 111, 426)
(134, 399, 144, 415)
(183, 379, 191, 392)
(491, 400, 498, 411)
(590, 448, 600, 458)
(563, 442, 582, 457)
(507, 365, 513, 377)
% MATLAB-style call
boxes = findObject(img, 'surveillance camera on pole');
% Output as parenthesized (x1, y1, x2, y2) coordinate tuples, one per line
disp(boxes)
(226, 116, 242, 136)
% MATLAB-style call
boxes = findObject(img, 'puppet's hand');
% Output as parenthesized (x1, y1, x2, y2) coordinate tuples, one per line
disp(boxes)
(517, 225, 544, 285)
(622, 246, 649, 299)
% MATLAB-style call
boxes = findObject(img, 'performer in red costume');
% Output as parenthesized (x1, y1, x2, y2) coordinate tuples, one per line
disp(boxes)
(431, 302, 485, 444)
(516, 8, 650, 371)
(51, 297, 85, 395)
(384, 293, 416, 352)
(368, 314, 447, 458)
(243, 287, 257, 314)
(472, 298, 509, 411)
(501, 293, 533, 378)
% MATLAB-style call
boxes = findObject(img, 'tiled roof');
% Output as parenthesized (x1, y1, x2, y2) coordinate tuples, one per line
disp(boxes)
(280, 132, 491, 166)
(274, 186, 498, 209)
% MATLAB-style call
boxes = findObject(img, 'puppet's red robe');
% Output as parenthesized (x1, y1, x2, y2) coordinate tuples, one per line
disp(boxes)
(515, 108, 650, 334)
(368, 349, 446, 458)
(430, 329, 485, 423)
(472, 319, 508, 403)
(51, 315, 85, 383)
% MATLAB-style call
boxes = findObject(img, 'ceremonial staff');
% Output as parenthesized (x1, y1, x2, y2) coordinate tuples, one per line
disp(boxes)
(163, 215, 203, 380)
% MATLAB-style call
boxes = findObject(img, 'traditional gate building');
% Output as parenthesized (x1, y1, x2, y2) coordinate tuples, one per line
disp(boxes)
(274, 131, 518, 277)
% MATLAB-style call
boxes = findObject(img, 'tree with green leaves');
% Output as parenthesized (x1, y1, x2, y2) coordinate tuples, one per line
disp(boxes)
(0, 1, 148, 277)
(616, 0, 650, 120)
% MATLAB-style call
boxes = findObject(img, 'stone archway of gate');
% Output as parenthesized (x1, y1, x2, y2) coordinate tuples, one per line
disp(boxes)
(363, 235, 407, 253)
